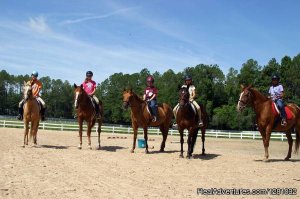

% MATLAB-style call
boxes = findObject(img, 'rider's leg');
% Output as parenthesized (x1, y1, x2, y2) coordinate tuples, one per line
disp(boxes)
(37, 97, 46, 121)
(192, 100, 203, 126)
(150, 100, 158, 122)
(17, 99, 24, 120)
(173, 103, 179, 120)
(92, 95, 100, 118)
(276, 99, 287, 126)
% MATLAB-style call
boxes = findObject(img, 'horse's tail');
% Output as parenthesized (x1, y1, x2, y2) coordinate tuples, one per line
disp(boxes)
(294, 104, 300, 154)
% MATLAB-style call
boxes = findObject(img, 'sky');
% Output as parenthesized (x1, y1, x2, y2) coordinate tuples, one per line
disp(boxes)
(0, 0, 300, 84)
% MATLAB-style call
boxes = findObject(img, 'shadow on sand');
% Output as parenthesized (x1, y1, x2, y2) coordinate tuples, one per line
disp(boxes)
(39, 145, 69, 149)
(100, 146, 126, 152)
(254, 158, 300, 163)
(192, 153, 221, 160)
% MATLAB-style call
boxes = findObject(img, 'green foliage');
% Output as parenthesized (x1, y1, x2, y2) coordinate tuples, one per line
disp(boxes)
(1, 53, 300, 129)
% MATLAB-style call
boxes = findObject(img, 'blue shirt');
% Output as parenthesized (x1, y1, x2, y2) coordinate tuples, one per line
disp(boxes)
(268, 84, 284, 101)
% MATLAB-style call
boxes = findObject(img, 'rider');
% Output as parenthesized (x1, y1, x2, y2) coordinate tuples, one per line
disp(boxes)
(173, 75, 203, 127)
(268, 74, 287, 126)
(17, 71, 46, 121)
(82, 71, 101, 119)
(143, 76, 158, 122)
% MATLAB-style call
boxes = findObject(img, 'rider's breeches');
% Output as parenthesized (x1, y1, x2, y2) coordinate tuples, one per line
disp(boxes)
(173, 103, 179, 119)
(36, 97, 46, 108)
(92, 95, 99, 104)
(191, 100, 202, 121)
(275, 99, 286, 119)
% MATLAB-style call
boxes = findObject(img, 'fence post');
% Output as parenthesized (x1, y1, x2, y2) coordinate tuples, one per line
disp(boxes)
(253, 132, 255, 139)
(61, 124, 63, 131)
(43, 122, 45, 130)
(3, 120, 6, 128)
(113, 126, 115, 134)
(281, 134, 284, 141)
(216, 131, 218, 138)
(229, 132, 231, 139)
(241, 132, 243, 139)
(157, 128, 159, 135)
(128, 127, 130, 134)
(171, 129, 173, 136)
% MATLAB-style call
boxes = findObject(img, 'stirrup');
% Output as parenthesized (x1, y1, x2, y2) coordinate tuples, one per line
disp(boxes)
(152, 116, 157, 122)
(17, 114, 23, 121)
(198, 121, 204, 127)
(281, 119, 287, 126)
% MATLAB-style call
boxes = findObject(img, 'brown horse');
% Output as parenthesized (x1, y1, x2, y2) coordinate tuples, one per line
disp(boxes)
(74, 84, 103, 149)
(175, 87, 208, 158)
(22, 81, 40, 147)
(237, 85, 300, 161)
(122, 89, 173, 153)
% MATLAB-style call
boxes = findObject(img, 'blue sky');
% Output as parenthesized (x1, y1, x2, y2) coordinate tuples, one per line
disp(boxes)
(0, 0, 299, 84)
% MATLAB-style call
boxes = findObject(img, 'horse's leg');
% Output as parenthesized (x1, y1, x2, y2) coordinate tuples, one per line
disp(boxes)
(159, 125, 168, 152)
(186, 130, 192, 159)
(190, 128, 198, 156)
(201, 127, 206, 155)
(263, 126, 272, 161)
(87, 122, 92, 150)
(179, 128, 184, 158)
(131, 122, 138, 153)
(23, 122, 29, 147)
(284, 130, 293, 161)
(78, 119, 83, 149)
(143, 127, 149, 154)
(97, 120, 101, 150)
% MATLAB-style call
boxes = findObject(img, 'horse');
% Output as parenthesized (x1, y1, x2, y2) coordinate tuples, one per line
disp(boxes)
(74, 84, 103, 150)
(175, 87, 208, 158)
(22, 81, 40, 147)
(122, 89, 173, 153)
(237, 85, 300, 161)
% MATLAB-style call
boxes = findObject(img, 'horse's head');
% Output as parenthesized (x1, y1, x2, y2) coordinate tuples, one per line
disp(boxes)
(237, 84, 253, 112)
(74, 83, 86, 108)
(122, 88, 134, 109)
(179, 87, 190, 107)
(23, 81, 33, 100)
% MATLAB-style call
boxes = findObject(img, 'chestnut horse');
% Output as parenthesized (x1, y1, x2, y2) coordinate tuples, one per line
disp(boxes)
(74, 84, 103, 149)
(175, 87, 208, 158)
(237, 85, 300, 161)
(22, 81, 40, 147)
(122, 89, 173, 153)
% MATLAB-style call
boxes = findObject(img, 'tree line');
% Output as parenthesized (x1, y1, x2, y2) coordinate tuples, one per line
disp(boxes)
(1, 53, 299, 130)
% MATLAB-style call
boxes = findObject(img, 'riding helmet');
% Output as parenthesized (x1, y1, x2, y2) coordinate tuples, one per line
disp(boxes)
(146, 76, 154, 83)
(271, 74, 280, 80)
(184, 75, 192, 81)
(31, 71, 38, 77)
(86, 71, 93, 77)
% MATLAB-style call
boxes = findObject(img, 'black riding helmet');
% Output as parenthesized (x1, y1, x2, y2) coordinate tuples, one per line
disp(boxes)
(271, 74, 280, 80)
(86, 71, 93, 77)
(184, 75, 192, 81)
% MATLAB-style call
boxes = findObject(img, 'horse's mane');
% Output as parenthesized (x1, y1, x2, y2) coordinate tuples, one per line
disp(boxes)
(249, 87, 268, 102)
(131, 91, 145, 103)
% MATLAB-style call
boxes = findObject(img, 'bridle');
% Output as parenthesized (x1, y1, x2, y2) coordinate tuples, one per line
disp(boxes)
(238, 90, 252, 109)
(179, 89, 190, 107)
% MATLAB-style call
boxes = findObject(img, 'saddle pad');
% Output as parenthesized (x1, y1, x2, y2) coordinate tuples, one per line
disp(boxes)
(271, 102, 293, 120)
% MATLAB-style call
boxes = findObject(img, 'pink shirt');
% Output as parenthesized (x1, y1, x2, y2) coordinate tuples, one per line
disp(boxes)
(82, 80, 96, 95)
(144, 86, 158, 100)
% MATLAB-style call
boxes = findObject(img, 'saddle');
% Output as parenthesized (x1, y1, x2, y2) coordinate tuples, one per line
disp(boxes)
(146, 102, 159, 118)
(271, 102, 293, 120)
(174, 102, 197, 116)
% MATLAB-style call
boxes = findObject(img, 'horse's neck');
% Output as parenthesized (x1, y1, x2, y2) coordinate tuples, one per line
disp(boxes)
(250, 89, 269, 114)
(78, 94, 92, 108)
(178, 103, 194, 117)
(130, 95, 147, 118)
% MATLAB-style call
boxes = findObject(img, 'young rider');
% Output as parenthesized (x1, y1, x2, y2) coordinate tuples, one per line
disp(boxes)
(143, 76, 158, 122)
(173, 75, 203, 127)
(268, 75, 287, 126)
(17, 71, 46, 121)
(82, 71, 101, 118)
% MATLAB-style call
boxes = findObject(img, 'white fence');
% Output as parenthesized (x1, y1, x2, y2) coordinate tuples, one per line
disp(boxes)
(0, 120, 295, 141)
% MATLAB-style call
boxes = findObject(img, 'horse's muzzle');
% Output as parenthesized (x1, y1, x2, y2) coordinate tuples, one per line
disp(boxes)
(123, 102, 129, 109)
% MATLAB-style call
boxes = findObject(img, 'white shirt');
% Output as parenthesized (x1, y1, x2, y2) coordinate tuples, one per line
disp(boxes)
(182, 85, 195, 101)
(268, 84, 284, 101)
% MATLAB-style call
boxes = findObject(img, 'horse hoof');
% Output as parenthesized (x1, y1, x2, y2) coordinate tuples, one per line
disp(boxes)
(159, 149, 164, 152)
(263, 158, 269, 162)
(284, 157, 290, 161)
(145, 150, 149, 154)
(130, 149, 134, 153)
(201, 153, 206, 156)
(97, 146, 101, 150)
(88, 145, 92, 150)
(179, 154, 184, 158)
(186, 155, 192, 159)
(78, 145, 82, 150)
(22, 145, 25, 148)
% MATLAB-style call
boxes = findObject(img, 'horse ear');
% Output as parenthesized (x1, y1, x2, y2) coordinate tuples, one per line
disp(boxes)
(73, 83, 77, 88)
(177, 84, 181, 91)
(240, 84, 245, 90)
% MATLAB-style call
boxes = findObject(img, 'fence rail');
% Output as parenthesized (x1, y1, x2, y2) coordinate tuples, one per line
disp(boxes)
(0, 120, 295, 141)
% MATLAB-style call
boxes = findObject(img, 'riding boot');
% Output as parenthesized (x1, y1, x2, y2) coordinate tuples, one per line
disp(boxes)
(281, 118, 287, 126)
(95, 104, 101, 119)
(17, 107, 23, 120)
(41, 107, 46, 121)
(197, 109, 203, 127)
